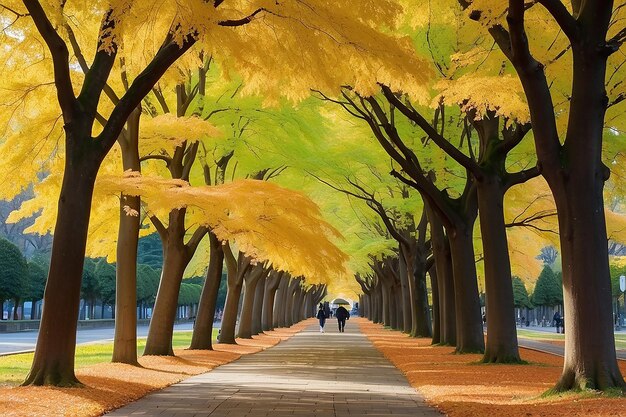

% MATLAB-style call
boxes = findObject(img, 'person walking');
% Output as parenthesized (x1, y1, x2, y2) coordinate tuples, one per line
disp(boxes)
(316, 303, 327, 333)
(553, 311, 561, 333)
(335, 305, 350, 332)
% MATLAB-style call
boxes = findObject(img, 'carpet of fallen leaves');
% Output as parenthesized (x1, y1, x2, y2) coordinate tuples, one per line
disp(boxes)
(0, 320, 310, 417)
(358, 319, 626, 417)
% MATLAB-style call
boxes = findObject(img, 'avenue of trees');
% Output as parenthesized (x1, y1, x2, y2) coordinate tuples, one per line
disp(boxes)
(0, 0, 625, 395)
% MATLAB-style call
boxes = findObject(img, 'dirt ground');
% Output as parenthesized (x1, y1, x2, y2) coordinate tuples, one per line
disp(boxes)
(0, 321, 309, 417)
(358, 319, 626, 417)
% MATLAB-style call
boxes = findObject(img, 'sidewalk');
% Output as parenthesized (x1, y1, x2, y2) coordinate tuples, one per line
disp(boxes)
(107, 322, 441, 417)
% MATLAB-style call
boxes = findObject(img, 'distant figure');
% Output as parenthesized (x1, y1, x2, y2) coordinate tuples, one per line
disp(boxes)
(316, 303, 327, 333)
(560, 316, 565, 334)
(521, 316, 525, 327)
(482, 313, 487, 325)
(553, 311, 561, 333)
(335, 305, 350, 332)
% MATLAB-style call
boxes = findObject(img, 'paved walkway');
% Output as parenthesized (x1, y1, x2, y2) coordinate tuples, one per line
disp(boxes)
(107, 320, 441, 417)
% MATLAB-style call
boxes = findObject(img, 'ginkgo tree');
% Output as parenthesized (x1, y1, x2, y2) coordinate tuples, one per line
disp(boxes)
(0, 0, 429, 386)
(458, 0, 626, 391)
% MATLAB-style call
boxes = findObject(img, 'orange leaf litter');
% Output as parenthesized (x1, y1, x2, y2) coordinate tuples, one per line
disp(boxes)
(358, 318, 626, 417)
(0, 320, 311, 417)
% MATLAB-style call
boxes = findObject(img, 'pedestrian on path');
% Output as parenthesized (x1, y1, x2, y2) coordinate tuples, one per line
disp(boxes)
(317, 303, 327, 333)
(336, 305, 350, 332)
(553, 311, 561, 333)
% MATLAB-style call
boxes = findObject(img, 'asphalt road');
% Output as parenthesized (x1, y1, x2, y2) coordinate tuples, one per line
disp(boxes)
(0, 322, 199, 355)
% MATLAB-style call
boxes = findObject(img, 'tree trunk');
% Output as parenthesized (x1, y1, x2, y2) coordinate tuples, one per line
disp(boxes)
(448, 227, 484, 353)
(251, 273, 266, 335)
(552, 172, 625, 390)
(477, 178, 520, 363)
(381, 280, 391, 327)
(219, 278, 244, 344)
(399, 245, 417, 337)
(413, 249, 432, 338)
(263, 272, 282, 331)
(189, 232, 224, 350)
(397, 249, 412, 333)
(143, 241, 189, 356)
(237, 266, 266, 339)
(273, 278, 287, 328)
(430, 265, 440, 345)
(112, 109, 141, 364)
(23, 155, 98, 386)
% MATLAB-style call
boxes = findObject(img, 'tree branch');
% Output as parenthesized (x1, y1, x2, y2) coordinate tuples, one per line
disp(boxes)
(186, 226, 208, 253)
(149, 214, 168, 242)
(218, 8, 269, 26)
(22, 0, 76, 122)
(381, 85, 483, 179)
(537, 0, 579, 42)
(96, 32, 197, 153)
(505, 165, 541, 189)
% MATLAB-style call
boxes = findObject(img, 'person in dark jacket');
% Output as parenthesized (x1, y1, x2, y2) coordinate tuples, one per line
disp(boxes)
(316, 303, 327, 333)
(335, 305, 350, 332)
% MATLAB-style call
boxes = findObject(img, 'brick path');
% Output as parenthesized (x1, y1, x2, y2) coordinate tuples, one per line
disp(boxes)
(107, 318, 441, 416)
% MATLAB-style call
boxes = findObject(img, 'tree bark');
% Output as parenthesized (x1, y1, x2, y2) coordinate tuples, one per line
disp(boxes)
(553, 172, 625, 390)
(263, 271, 283, 331)
(251, 272, 267, 335)
(189, 232, 224, 350)
(477, 178, 520, 363)
(429, 265, 440, 345)
(397, 247, 412, 333)
(237, 265, 267, 339)
(112, 108, 141, 365)
(273, 277, 288, 328)
(143, 231, 189, 356)
(448, 227, 484, 353)
(219, 248, 251, 344)
(23, 152, 99, 386)
(413, 246, 432, 338)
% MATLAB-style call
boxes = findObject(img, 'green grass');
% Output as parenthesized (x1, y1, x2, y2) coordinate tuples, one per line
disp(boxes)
(517, 329, 626, 349)
(0, 330, 217, 387)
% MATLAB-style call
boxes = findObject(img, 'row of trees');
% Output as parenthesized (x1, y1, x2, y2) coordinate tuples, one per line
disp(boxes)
(0, 0, 625, 396)
(316, 0, 626, 393)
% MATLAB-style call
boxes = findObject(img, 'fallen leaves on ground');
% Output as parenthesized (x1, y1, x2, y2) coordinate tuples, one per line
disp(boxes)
(358, 318, 626, 417)
(0, 320, 310, 417)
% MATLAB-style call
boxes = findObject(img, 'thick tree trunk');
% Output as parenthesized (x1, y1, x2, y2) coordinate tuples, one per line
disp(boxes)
(263, 272, 282, 331)
(189, 232, 224, 350)
(429, 265, 440, 345)
(552, 173, 625, 390)
(477, 179, 520, 363)
(251, 273, 266, 335)
(283, 280, 293, 327)
(113, 109, 141, 365)
(394, 285, 403, 330)
(448, 228, 484, 353)
(273, 278, 287, 328)
(23, 155, 98, 386)
(219, 278, 244, 344)
(397, 250, 412, 333)
(413, 250, 432, 338)
(431, 219, 456, 346)
(144, 242, 188, 356)
(290, 287, 302, 325)
(399, 246, 419, 336)
(237, 266, 266, 339)
(381, 280, 391, 327)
